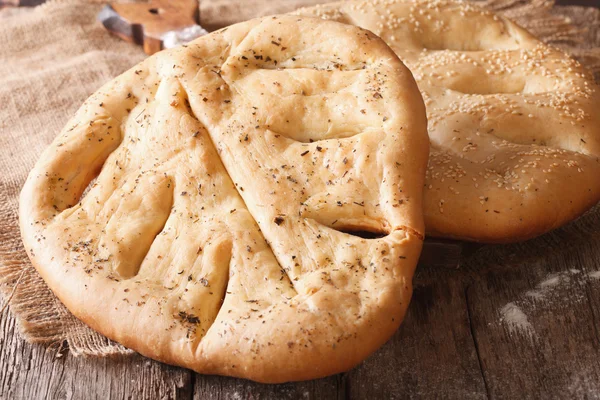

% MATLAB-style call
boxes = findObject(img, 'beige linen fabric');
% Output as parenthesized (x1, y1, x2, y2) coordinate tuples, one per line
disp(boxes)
(1, 0, 600, 357)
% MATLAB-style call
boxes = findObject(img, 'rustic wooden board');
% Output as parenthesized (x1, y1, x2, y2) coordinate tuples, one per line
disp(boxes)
(4, 241, 600, 399)
(0, 309, 193, 399)
(98, 0, 199, 54)
(3, 1, 600, 399)
(0, 0, 46, 6)
(194, 374, 346, 399)
(346, 267, 488, 399)
(466, 243, 600, 398)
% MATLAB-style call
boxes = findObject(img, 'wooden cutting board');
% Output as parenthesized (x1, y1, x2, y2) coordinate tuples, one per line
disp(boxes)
(98, 0, 200, 54)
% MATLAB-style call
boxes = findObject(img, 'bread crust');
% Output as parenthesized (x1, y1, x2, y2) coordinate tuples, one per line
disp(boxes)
(19, 16, 428, 382)
(296, 0, 600, 243)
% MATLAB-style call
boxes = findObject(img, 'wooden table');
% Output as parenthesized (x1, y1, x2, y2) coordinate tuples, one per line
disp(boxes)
(3, 238, 600, 399)
(2, 1, 600, 399)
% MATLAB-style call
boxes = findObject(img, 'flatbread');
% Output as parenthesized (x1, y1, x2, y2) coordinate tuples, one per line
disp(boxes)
(296, 0, 600, 242)
(19, 16, 428, 382)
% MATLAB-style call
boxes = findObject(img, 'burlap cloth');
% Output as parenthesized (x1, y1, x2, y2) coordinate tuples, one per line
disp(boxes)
(1, 0, 599, 357)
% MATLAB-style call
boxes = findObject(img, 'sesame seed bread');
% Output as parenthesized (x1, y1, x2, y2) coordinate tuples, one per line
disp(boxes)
(295, 0, 600, 242)
(19, 16, 428, 382)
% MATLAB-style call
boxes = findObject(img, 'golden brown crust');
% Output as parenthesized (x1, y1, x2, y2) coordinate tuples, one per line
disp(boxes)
(19, 16, 428, 382)
(295, 0, 600, 243)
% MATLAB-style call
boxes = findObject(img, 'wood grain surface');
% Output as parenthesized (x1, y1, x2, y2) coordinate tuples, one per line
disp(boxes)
(98, 0, 199, 54)
(2, 1, 600, 399)
(4, 247, 600, 399)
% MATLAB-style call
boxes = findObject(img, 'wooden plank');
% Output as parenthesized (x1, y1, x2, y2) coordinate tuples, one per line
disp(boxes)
(6, 249, 600, 399)
(465, 242, 600, 398)
(2, 3, 600, 398)
(345, 267, 488, 399)
(1, 300, 343, 400)
(419, 238, 465, 269)
(98, 0, 200, 55)
(193, 373, 346, 399)
(556, 0, 600, 7)
(0, 0, 46, 6)
(0, 307, 194, 400)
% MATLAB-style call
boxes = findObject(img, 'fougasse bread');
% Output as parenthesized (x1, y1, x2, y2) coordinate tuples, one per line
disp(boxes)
(296, 0, 600, 242)
(19, 16, 428, 382)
